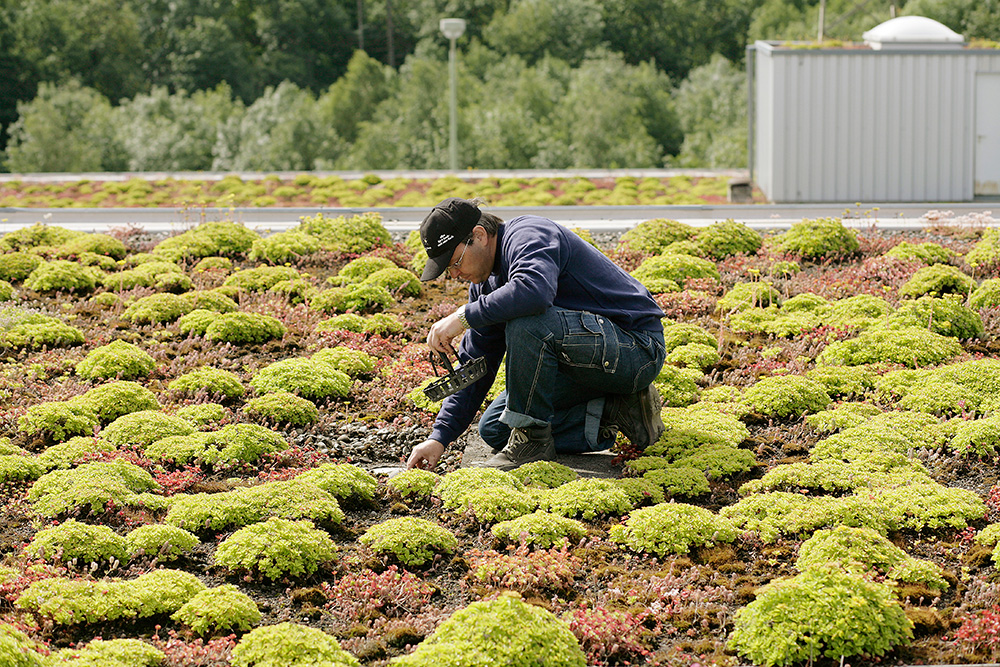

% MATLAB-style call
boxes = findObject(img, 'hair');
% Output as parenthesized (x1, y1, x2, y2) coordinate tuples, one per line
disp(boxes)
(467, 197, 503, 239)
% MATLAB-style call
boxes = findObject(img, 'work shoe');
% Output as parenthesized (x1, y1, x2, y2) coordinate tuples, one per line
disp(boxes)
(481, 424, 556, 471)
(602, 384, 665, 451)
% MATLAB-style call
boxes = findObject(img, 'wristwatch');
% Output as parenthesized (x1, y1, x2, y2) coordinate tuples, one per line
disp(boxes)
(457, 308, 470, 329)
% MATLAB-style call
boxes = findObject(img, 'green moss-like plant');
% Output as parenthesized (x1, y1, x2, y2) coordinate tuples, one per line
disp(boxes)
(232, 622, 360, 667)
(537, 478, 633, 520)
(154, 220, 260, 261)
(175, 402, 227, 427)
(336, 256, 397, 282)
(224, 265, 300, 292)
(194, 256, 232, 273)
(186, 289, 239, 313)
(631, 253, 719, 290)
(363, 267, 422, 298)
(145, 432, 218, 465)
(178, 309, 218, 336)
(268, 278, 317, 304)
(665, 342, 720, 370)
(122, 293, 193, 324)
(73, 380, 159, 423)
(168, 366, 245, 400)
(46, 637, 164, 667)
(392, 594, 585, 667)
(719, 491, 890, 542)
(27, 459, 158, 517)
(294, 462, 378, 505)
(24, 260, 100, 292)
(805, 402, 883, 433)
(0, 223, 82, 252)
(0, 251, 42, 282)
(0, 622, 45, 667)
(952, 414, 1000, 456)
(694, 220, 762, 259)
(643, 466, 711, 497)
(662, 322, 717, 352)
(101, 410, 195, 448)
(884, 241, 958, 265)
(297, 211, 392, 254)
(76, 340, 156, 380)
(204, 312, 286, 345)
(510, 460, 578, 489)
(172, 584, 261, 636)
(25, 518, 128, 565)
(970, 278, 1000, 309)
(821, 294, 892, 330)
(249, 230, 321, 264)
(386, 468, 440, 501)
(610, 502, 736, 556)
(805, 365, 876, 399)
(202, 423, 288, 465)
(359, 517, 458, 567)
(717, 281, 781, 313)
(965, 227, 1000, 271)
(315, 313, 367, 333)
(311, 283, 393, 314)
(312, 346, 377, 376)
(18, 401, 98, 442)
(775, 217, 859, 260)
(102, 261, 189, 292)
(898, 263, 976, 298)
(882, 295, 984, 339)
(490, 511, 588, 549)
(436, 468, 526, 510)
(817, 326, 963, 368)
(126, 523, 199, 562)
(215, 517, 337, 580)
(653, 364, 701, 407)
(15, 568, 204, 625)
(243, 391, 319, 426)
(741, 375, 831, 419)
(728, 566, 913, 666)
(462, 486, 537, 523)
(618, 218, 695, 255)
(250, 357, 352, 400)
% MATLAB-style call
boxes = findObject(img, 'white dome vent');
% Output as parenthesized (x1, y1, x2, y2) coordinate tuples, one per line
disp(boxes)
(863, 16, 964, 50)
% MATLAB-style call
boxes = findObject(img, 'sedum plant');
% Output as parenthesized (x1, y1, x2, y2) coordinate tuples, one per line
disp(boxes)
(884, 241, 957, 265)
(642, 466, 711, 498)
(25, 518, 128, 566)
(243, 391, 319, 426)
(610, 502, 737, 556)
(27, 459, 159, 518)
(311, 283, 394, 314)
(897, 263, 977, 298)
(73, 380, 159, 423)
(386, 468, 440, 501)
(249, 229, 321, 264)
(741, 374, 831, 419)
(215, 517, 337, 580)
(630, 252, 719, 291)
(126, 524, 199, 562)
(728, 566, 913, 666)
(0, 622, 45, 667)
(24, 259, 100, 292)
(172, 584, 262, 636)
(46, 638, 164, 667)
(970, 277, 1000, 309)
(76, 340, 156, 381)
(224, 265, 300, 292)
(882, 295, 984, 339)
(490, 511, 588, 549)
(618, 218, 695, 255)
(101, 410, 195, 449)
(0, 309, 84, 349)
(359, 517, 458, 567)
(154, 220, 259, 261)
(18, 401, 98, 442)
(175, 402, 227, 427)
(311, 346, 377, 376)
(0, 454, 45, 483)
(437, 468, 526, 510)
(817, 326, 963, 368)
(250, 357, 352, 400)
(775, 217, 859, 260)
(391, 593, 586, 667)
(510, 460, 578, 489)
(168, 366, 245, 400)
(204, 312, 286, 345)
(232, 622, 360, 667)
(122, 293, 193, 324)
(693, 219, 762, 259)
(537, 478, 633, 520)
(462, 486, 537, 523)
(0, 251, 42, 282)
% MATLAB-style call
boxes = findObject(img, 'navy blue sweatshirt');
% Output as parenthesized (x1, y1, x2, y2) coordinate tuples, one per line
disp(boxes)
(428, 214, 665, 447)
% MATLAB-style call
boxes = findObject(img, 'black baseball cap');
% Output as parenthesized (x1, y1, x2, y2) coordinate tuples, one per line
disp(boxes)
(419, 198, 482, 281)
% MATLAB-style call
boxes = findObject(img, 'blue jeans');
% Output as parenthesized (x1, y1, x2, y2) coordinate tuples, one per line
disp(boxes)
(478, 307, 666, 454)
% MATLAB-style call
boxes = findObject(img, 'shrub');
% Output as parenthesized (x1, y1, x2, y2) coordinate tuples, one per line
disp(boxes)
(123, 293, 193, 324)
(154, 221, 259, 261)
(250, 357, 352, 400)
(717, 281, 781, 313)
(775, 217, 859, 260)
(817, 327, 963, 368)
(243, 391, 319, 426)
(618, 218, 695, 255)
(311, 283, 393, 314)
(796, 525, 948, 591)
(386, 468, 440, 501)
(16, 569, 205, 625)
(168, 367, 245, 400)
(882, 295, 984, 339)
(363, 267, 422, 298)
(490, 511, 588, 549)
(25, 518, 128, 565)
(537, 478, 633, 520)
(510, 461, 578, 489)
(27, 459, 158, 517)
(101, 410, 195, 448)
(694, 220, 762, 259)
(126, 524, 199, 562)
(884, 241, 958, 265)
(224, 265, 300, 292)
(18, 401, 98, 442)
(76, 340, 156, 380)
(74, 380, 159, 422)
(312, 346, 377, 376)
(970, 278, 1000, 309)
(741, 375, 831, 419)
(204, 312, 286, 345)
(46, 638, 164, 667)
(359, 517, 458, 567)
(392, 594, 586, 667)
(729, 566, 913, 666)
(215, 517, 337, 580)
(172, 584, 262, 636)
(610, 502, 736, 556)
(249, 230, 321, 264)
(24, 260, 99, 292)
(631, 253, 719, 290)
(231, 622, 360, 667)
(0, 251, 42, 281)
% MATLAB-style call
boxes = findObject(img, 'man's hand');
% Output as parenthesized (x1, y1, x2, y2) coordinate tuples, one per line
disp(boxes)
(406, 439, 446, 470)
(426, 307, 466, 354)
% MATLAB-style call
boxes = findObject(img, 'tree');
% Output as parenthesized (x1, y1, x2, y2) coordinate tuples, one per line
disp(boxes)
(671, 54, 747, 168)
(748, 0, 897, 42)
(482, 0, 604, 66)
(3, 81, 125, 173)
(316, 50, 397, 147)
(901, 0, 1000, 41)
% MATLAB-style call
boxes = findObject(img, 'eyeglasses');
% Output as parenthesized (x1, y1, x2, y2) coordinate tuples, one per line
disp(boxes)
(450, 239, 471, 272)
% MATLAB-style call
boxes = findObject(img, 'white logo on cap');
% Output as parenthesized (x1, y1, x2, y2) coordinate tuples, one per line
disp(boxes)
(436, 234, 454, 247)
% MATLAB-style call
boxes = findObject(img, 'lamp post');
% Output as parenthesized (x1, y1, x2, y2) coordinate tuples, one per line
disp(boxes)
(439, 18, 466, 171)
